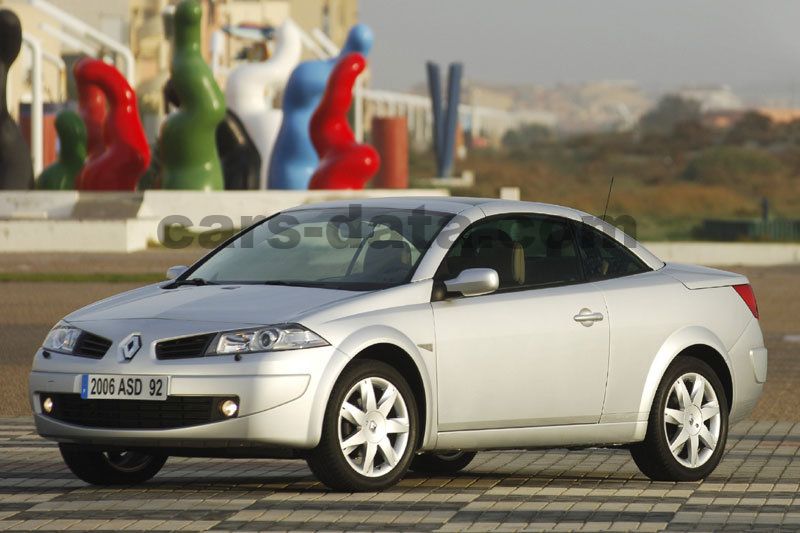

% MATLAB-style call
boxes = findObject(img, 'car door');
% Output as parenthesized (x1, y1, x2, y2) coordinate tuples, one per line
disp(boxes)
(432, 214, 610, 431)
(571, 221, 661, 421)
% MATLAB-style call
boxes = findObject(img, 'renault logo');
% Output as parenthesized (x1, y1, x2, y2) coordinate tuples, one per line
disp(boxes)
(119, 333, 142, 361)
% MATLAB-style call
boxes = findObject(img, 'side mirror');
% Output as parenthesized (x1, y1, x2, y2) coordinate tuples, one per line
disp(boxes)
(166, 265, 189, 280)
(444, 268, 499, 297)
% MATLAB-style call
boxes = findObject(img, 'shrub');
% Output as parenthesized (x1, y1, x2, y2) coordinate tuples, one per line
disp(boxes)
(682, 146, 785, 186)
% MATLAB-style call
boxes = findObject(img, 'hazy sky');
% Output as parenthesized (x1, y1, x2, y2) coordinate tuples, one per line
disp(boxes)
(359, 0, 800, 102)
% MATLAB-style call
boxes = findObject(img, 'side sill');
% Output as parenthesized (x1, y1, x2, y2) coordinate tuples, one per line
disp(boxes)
(435, 421, 644, 451)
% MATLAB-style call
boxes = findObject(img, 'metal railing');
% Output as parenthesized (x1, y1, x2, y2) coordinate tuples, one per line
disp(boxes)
(25, 0, 135, 83)
(14, 0, 136, 178)
(362, 88, 557, 144)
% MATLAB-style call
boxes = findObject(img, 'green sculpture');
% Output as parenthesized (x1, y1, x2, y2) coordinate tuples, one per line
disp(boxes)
(159, 0, 225, 190)
(36, 110, 87, 190)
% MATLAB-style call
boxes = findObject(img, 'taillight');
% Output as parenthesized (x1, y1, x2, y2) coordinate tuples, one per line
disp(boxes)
(733, 284, 759, 319)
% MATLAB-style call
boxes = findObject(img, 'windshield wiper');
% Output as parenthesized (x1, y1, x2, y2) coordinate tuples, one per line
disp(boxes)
(164, 278, 215, 289)
(261, 280, 342, 289)
(260, 280, 381, 291)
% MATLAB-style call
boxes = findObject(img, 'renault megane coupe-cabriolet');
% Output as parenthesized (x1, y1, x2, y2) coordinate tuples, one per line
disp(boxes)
(30, 197, 766, 491)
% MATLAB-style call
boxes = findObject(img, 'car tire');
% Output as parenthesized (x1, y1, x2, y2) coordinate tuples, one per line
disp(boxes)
(410, 451, 477, 475)
(307, 360, 418, 491)
(59, 444, 168, 485)
(630, 357, 729, 481)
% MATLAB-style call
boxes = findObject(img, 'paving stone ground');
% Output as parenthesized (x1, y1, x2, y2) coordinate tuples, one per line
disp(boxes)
(2, 259, 799, 530)
(1, 418, 799, 531)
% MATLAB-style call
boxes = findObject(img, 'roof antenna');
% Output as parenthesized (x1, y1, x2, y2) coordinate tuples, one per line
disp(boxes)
(602, 175, 615, 222)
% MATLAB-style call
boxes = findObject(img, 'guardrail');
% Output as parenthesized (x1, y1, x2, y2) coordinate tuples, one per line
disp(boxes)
(697, 219, 800, 242)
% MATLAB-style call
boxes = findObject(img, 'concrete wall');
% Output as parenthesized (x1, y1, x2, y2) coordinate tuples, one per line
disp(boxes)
(3, 192, 800, 261)
(0, 219, 153, 252)
(0, 191, 79, 219)
(0, 190, 451, 252)
(0, 189, 449, 220)
(645, 241, 800, 267)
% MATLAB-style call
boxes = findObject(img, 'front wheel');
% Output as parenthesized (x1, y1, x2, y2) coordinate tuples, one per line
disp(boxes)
(307, 360, 418, 491)
(59, 444, 167, 485)
(410, 451, 477, 475)
(630, 357, 728, 481)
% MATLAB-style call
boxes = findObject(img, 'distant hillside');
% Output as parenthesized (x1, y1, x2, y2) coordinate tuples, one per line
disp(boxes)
(407, 81, 756, 134)
(410, 80, 652, 131)
(410, 105, 800, 241)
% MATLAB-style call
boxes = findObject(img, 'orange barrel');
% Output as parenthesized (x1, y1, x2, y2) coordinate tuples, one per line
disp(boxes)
(371, 116, 409, 189)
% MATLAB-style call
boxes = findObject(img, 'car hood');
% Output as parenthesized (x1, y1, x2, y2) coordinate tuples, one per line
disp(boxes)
(65, 283, 361, 326)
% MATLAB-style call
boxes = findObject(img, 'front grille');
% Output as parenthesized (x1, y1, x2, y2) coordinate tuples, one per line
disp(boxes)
(155, 333, 216, 360)
(44, 393, 237, 429)
(73, 332, 112, 359)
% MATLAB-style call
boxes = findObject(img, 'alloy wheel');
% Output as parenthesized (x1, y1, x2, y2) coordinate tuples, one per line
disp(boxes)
(663, 372, 722, 468)
(337, 376, 410, 477)
(105, 451, 154, 473)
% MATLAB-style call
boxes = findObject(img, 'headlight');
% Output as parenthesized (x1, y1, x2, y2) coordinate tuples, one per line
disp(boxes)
(208, 324, 328, 355)
(42, 323, 82, 353)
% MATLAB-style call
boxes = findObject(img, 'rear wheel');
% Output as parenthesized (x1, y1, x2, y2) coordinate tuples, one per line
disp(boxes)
(307, 360, 418, 491)
(630, 357, 728, 481)
(59, 444, 167, 485)
(410, 451, 477, 475)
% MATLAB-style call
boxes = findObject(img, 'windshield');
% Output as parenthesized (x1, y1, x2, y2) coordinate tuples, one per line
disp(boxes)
(187, 207, 454, 290)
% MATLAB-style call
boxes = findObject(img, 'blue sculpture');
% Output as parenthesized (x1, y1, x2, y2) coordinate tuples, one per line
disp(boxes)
(267, 24, 373, 190)
(426, 61, 463, 178)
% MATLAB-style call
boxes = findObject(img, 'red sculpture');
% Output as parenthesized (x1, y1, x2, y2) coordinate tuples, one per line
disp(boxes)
(74, 58, 150, 190)
(75, 59, 107, 165)
(308, 53, 379, 190)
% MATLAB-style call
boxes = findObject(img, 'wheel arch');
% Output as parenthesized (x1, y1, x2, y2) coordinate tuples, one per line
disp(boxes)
(350, 343, 428, 450)
(675, 344, 733, 412)
(310, 325, 437, 450)
(636, 326, 734, 439)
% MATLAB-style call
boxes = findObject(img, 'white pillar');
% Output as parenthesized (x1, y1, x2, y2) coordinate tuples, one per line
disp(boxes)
(354, 77, 364, 143)
(472, 107, 481, 138)
(22, 34, 43, 177)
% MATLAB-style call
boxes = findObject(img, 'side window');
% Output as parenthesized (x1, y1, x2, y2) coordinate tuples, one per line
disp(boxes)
(519, 217, 582, 287)
(575, 223, 650, 281)
(436, 215, 582, 290)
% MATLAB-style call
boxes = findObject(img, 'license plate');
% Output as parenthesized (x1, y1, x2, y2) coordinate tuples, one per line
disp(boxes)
(80, 374, 169, 401)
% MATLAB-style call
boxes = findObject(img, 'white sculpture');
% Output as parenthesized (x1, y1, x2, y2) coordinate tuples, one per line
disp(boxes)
(225, 20, 302, 189)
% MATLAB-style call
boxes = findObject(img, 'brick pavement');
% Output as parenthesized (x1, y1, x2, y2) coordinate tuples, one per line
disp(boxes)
(0, 418, 799, 531)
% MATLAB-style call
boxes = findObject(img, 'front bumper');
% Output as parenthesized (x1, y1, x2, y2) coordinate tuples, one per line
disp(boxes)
(29, 344, 349, 449)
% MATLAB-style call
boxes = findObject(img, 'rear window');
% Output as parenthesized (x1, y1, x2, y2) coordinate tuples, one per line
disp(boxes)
(574, 223, 650, 281)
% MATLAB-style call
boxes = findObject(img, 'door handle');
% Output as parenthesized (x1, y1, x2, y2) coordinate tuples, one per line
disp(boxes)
(573, 309, 604, 326)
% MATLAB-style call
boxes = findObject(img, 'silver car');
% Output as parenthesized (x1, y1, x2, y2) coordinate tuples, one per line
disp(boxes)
(30, 197, 766, 491)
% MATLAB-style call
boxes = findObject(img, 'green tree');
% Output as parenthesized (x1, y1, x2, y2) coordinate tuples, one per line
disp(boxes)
(639, 95, 702, 135)
(683, 146, 784, 186)
(502, 123, 553, 151)
(671, 119, 714, 151)
(725, 111, 775, 146)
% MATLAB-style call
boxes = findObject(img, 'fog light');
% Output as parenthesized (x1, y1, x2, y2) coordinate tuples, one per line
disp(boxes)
(42, 397, 54, 414)
(219, 399, 238, 418)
